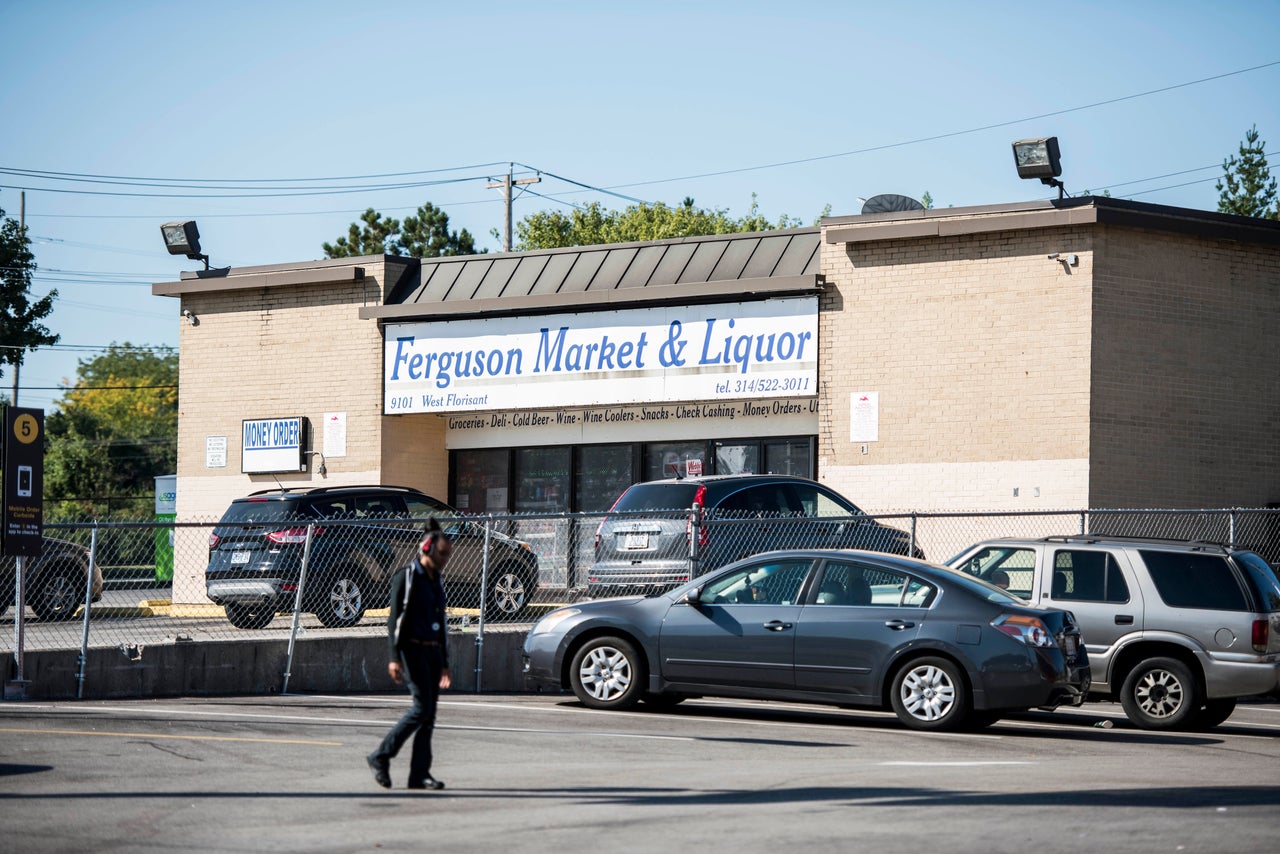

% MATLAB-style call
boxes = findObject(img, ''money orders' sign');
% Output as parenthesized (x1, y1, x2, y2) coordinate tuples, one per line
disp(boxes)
(241, 417, 305, 474)
(383, 297, 818, 414)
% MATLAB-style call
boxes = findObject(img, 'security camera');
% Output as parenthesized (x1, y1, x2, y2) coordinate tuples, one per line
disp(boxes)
(1047, 253, 1060, 260)
(182, 308, 199, 326)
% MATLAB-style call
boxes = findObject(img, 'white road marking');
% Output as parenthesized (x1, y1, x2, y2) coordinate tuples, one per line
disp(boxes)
(880, 761, 1034, 767)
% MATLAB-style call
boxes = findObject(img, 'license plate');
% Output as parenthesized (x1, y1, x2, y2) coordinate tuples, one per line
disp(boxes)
(231, 551, 251, 566)
(621, 533, 649, 550)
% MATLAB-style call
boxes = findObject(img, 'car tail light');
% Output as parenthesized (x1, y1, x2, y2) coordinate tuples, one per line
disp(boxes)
(685, 485, 709, 548)
(209, 532, 221, 549)
(595, 492, 626, 556)
(265, 527, 324, 545)
(992, 613, 1054, 647)
(1252, 619, 1269, 653)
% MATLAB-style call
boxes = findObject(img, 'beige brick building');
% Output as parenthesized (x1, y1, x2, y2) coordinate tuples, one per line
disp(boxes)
(154, 196, 1280, 602)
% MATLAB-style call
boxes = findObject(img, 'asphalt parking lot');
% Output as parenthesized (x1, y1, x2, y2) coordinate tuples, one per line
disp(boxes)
(2, 693, 1278, 854)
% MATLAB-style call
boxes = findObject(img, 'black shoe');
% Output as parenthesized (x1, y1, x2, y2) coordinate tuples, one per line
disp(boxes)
(407, 776, 445, 791)
(366, 753, 391, 789)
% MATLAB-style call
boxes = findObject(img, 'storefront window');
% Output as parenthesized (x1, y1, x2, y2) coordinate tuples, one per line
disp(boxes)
(645, 441, 707, 481)
(453, 449, 509, 513)
(576, 445, 634, 512)
(515, 447, 571, 513)
(715, 443, 761, 475)
(765, 439, 812, 476)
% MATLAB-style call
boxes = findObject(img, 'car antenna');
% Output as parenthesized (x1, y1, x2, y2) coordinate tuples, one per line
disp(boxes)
(270, 474, 290, 493)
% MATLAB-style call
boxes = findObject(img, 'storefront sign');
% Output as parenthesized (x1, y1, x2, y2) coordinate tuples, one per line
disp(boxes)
(446, 398, 819, 449)
(241, 417, 306, 474)
(384, 297, 818, 414)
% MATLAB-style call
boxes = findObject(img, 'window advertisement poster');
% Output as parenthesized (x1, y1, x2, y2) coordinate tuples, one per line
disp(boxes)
(241, 417, 306, 474)
(383, 296, 819, 414)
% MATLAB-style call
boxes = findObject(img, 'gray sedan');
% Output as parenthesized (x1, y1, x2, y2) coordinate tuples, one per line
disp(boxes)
(524, 550, 1091, 730)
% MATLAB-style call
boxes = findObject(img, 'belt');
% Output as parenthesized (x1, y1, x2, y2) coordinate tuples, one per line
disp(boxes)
(403, 637, 441, 647)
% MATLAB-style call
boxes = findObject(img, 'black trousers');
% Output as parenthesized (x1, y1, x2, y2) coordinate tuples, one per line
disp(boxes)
(373, 644, 444, 782)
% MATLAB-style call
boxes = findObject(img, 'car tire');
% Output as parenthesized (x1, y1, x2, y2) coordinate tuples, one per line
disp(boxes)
(484, 565, 532, 621)
(1188, 698, 1237, 730)
(1120, 657, 1201, 730)
(890, 656, 969, 731)
(29, 562, 83, 621)
(570, 636, 645, 710)
(314, 567, 368, 628)
(225, 603, 275, 630)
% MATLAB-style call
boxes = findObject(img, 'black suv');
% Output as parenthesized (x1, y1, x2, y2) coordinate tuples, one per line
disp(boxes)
(587, 474, 922, 597)
(205, 485, 539, 629)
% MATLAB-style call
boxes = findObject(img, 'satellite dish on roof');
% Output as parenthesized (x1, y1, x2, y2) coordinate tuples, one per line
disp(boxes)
(861, 194, 926, 214)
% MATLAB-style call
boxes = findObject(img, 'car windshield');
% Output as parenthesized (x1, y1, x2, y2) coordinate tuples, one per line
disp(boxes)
(612, 483, 701, 512)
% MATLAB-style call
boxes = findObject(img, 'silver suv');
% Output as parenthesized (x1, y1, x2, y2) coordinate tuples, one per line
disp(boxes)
(948, 535, 1280, 730)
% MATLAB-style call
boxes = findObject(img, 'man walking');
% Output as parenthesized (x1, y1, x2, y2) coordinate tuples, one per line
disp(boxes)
(367, 518, 453, 790)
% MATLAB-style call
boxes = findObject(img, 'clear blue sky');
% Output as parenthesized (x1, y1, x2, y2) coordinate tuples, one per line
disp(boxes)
(3, 0, 1278, 413)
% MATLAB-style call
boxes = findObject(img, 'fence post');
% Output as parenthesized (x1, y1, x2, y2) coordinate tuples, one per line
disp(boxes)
(75, 524, 99, 699)
(1080, 511, 1088, 535)
(1228, 509, 1238, 548)
(281, 522, 316, 694)
(909, 513, 918, 557)
(688, 502, 703, 581)
(475, 518, 491, 693)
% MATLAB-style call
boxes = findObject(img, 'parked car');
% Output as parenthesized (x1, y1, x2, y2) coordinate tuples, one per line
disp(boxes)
(587, 474, 922, 598)
(0, 536, 102, 621)
(204, 485, 539, 629)
(526, 549, 1089, 730)
(948, 535, 1280, 730)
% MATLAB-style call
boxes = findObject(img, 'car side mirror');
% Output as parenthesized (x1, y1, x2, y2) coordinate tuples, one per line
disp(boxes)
(682, 587, 703, 607)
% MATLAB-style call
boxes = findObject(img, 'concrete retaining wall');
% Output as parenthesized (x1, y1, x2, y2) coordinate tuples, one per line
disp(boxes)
(7, 627, 535, 701)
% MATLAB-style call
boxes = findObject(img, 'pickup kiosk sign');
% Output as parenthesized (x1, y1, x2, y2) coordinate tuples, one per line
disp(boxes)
(2, 406, 43, 557)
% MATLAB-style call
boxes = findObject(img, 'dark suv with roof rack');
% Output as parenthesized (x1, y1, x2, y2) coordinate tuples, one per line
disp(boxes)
(587, 474, 922, 598)
(204, 485, 539, 629)
(948, 535, 1280, 730)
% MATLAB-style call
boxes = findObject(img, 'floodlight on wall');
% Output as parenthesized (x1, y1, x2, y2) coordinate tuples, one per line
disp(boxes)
(160, 220, 210, 270)
(1012, 137, 1066, 199)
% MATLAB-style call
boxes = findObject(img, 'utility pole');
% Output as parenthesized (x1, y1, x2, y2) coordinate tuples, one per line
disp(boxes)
(486, 164, 540, 252)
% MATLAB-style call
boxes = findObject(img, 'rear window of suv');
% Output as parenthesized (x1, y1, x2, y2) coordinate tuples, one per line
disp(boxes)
(1140, 550, 1248, 611)
(613, 484, 701, 512)
(218, 499, 304, 524)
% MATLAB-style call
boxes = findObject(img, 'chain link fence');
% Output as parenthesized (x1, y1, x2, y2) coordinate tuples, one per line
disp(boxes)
(4, 507, 1278, 694)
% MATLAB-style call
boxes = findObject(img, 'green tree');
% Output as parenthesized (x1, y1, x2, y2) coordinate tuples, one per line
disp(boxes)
(323, 203, 483, 258)
(322, 208, 401, 258)
(0, 200, 59, 382)
(395, 203, 480, 257)
(44, 344, 178, 520)
(1217, 125, 1278, 219)
(514, 195, 805, 250)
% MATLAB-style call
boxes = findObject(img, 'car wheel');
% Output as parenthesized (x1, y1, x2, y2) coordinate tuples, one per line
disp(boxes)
(890, 656, 969, 731)
(1189, 698, 1237, 730)
(225, 603, 275, 630)
(570, 636, 645, 710)
(314, 568, 367, 628)
(484, 565, 532, 621)
(29, 563, 83, 621)
(1120, 657, 1201, 730)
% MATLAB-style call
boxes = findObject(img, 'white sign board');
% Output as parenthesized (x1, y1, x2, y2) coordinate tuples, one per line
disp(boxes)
(323, 412, 347, 458)
(850, 392, 879, 442)
(205, 435, 227, 468)
(384, 297, 818, 414)
(242, 417, 305, 474)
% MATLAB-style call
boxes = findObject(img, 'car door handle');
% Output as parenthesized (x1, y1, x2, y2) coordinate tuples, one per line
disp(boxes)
(763, 620, 794, 632)
(884, 619, 915, 630)
(1115, 614, 1134, 625)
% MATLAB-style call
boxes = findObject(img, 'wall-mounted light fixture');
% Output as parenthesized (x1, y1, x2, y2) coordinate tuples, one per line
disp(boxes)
(1012, 137, 1066, 199)
(181, 308, 199, 326)
(1047, 252, 1079, 267)
(161, 220, 211, 270)
(305, 451, 327, 478)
